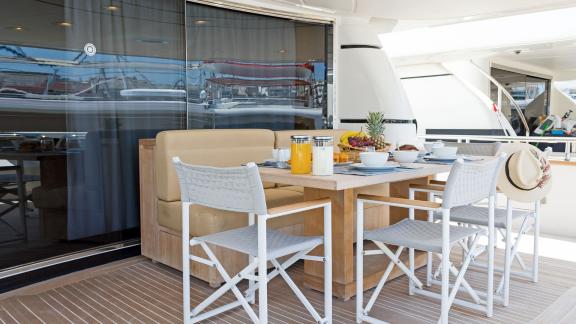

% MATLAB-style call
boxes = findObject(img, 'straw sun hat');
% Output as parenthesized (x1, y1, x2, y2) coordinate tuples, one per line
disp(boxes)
(497, 143, 552, 202)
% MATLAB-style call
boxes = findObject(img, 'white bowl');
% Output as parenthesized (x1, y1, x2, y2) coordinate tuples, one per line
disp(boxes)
(423, 141, 444, 153)
(393, 150, 419, 163)
(432, 146, 458, 158)
(359, 152, 389, 167)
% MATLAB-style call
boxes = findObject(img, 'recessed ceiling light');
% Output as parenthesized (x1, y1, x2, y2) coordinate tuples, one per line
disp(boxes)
(106, 5, 120, 11)
(6, 26, 25, 31)
(194, 20, 208, 25)
(279, 49, 287, 54)
(56, 21, 72, 27)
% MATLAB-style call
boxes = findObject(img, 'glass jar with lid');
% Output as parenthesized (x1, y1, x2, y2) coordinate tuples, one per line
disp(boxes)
(312, 136, 334, 176)
(290, 135, 312, 174)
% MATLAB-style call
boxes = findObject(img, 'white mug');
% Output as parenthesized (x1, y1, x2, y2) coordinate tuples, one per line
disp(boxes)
(277, 148, 290, 162)
(272, 149, 279, 161)
(424, 141, 444, 153)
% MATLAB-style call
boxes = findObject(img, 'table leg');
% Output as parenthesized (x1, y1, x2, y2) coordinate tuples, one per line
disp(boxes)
(303, 188, 355, 300)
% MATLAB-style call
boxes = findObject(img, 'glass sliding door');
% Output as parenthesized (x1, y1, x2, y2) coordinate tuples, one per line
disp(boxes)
(186, 3, 331, 130)
(0, 0, 333, 285)
(0, 0, 185, 274)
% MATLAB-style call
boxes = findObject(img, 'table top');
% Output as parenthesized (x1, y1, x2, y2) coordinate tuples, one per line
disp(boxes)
(259, 163, 452, 191)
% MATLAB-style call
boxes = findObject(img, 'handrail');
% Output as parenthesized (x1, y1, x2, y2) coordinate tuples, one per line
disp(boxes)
(469, 61, 530, 137)
(419, 134, 575, 161)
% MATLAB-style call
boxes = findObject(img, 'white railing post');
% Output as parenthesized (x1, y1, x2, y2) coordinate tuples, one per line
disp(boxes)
(418, 134, 575, 160)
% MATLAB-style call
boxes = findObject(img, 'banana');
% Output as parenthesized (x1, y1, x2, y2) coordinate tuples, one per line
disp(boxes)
(340, 130, 367, 145)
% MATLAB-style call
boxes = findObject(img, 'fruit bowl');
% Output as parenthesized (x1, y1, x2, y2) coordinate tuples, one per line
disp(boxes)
(337, 143, 391, 162)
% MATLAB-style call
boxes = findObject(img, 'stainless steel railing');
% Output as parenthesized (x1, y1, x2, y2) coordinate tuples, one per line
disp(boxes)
(419, 134, 576, 161)
(469, 61, 530, 137)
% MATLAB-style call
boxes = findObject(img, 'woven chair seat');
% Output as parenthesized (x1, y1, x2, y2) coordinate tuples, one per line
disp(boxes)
(365, 219, 481, 253)
(433, 205, 532, 228)
(194, 225, 323, 260)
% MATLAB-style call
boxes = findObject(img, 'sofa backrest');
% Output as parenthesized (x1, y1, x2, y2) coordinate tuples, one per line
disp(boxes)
(155, 129, 275, 202)
(274, 129, 349, 152)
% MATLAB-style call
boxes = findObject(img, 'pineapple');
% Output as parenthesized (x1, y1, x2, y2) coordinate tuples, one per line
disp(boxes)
(366, 111, 387, 150)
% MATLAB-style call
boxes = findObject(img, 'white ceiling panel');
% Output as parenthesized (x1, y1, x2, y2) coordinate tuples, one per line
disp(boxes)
(265, 0, 576, 20)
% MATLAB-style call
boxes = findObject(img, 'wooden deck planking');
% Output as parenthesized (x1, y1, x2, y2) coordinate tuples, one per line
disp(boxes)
(0, 253, 575, 323)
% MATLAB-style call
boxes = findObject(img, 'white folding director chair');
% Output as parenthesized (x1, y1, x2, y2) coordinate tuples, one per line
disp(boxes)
(411, 145, 549, 307)
(444, 142, 502, 156)
(173, 158, 332, 324)
(356, 156, 505, 324)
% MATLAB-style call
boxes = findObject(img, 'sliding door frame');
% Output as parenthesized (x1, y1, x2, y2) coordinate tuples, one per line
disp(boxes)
(191, 0, 334, 24)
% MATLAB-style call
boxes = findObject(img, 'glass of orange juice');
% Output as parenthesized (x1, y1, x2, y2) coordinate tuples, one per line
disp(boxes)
(290, 135, 312, 174)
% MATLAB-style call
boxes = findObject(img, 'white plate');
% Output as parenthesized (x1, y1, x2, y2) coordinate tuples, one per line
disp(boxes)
(351, 163, 398, 171)
(426, 155, 458, 161)
(334, 161, 353, 167)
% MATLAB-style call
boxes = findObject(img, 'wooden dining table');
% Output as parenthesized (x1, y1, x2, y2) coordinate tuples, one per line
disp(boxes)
(259, 163, 452, 300)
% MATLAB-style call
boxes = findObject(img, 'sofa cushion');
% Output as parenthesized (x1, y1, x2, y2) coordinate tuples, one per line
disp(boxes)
(158, 187, 304, 236)
(155, 129, 276, 202)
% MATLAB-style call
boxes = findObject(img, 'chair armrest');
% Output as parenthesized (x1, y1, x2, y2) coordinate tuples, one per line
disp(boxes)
(429, 180, 446, 186)
(409, 183, 445, 193)
(357, 194, 441, 211)
(267, 197, 331, 218)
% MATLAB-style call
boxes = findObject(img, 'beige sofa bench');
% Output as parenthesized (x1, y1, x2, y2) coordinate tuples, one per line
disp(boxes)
(139, 128, 390, 287)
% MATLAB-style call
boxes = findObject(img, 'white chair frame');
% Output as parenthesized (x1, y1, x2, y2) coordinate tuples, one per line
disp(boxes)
(498, 199, 540, 306)
(356, 157, 504, 324)
(415, 143, 545, 307)
(183, 202, 332, 323)
(174, 159, 332, 324)
(356, 197, 494, 324)
(410, 182, 541, 307)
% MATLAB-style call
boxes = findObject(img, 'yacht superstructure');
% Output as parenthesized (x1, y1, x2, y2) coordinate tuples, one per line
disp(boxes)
(0, 1, 575, 323)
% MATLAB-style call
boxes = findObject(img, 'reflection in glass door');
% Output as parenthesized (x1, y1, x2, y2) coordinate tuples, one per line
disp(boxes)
(186, 3, 332, 130)
(491, 67, 551, 135)
(0, 0, 186, 276)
